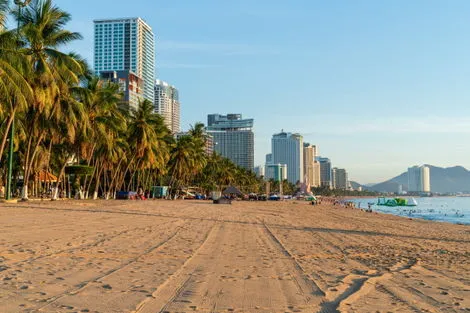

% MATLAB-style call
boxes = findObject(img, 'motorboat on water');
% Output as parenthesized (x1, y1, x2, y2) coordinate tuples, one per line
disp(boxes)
(377, 197, 418, 207)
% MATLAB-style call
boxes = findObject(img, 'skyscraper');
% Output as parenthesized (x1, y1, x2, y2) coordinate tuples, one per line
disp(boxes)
(271, 132, 303, 184)
(318, 157, 332, 188)
(154, 80, 180, 133)
(94, 18, 155, 105)
(303, 143, 321, 188)
(332, 168, 348, 189)
(408, 165, 431, 192)
(206, 114, 254, 170)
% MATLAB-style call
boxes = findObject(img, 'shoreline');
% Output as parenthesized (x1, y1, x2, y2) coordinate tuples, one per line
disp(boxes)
(4, 197, 470, 226)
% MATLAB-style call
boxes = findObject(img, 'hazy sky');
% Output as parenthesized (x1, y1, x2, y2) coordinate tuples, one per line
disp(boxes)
(46, 0, 470, 183)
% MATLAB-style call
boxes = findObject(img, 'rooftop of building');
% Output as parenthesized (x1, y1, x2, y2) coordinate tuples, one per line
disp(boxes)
(155, 79, 177, 89)
(272, 131, 302, 139)
(93, 17, 153, 31)
(207, 113, 253, 130)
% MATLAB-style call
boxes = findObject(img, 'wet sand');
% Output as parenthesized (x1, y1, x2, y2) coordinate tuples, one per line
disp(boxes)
(0, 200, 469, 312)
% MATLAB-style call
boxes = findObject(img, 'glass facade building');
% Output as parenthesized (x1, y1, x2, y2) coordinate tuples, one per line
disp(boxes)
(271, 132, 304, 184)
(207, 114, 254, 170)
(94, 18, 155, 105)
(318, 157, 332, 188)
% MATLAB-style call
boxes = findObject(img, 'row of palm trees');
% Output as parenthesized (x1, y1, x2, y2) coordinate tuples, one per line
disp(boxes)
(0, 0, 262, 200)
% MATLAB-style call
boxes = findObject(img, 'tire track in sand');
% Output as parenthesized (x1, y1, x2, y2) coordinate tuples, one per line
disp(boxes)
(35, 221, 185, 311)
(262, 223, 325, 298)
(133, 222, 220, 313)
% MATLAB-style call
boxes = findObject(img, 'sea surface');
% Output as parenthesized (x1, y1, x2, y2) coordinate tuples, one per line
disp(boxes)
(352, 197, 470, 225)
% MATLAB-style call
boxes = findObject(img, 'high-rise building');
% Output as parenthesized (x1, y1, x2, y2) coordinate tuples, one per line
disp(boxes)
(332, 168, 348, 189)
(318, 157, 332, 188)
(271, 132, 303, 184)
(94, 17, 155, 105)
(303, 143, 321, 188)
(408, 165, 431, 192)
(422, 166, 430, 192)
(206, 114, 254, 170)
(99, 70, 143, 111)
(154, 80, 180, 133)
(265, 164, 288, 182)
(313, 161, 321, 187)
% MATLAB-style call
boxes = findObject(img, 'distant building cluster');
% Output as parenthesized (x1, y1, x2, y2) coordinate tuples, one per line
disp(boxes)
(92, 17, 357, 189)
(255, 131, 351, 191)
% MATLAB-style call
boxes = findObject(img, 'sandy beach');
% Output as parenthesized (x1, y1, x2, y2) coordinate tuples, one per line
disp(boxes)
(0, 200, 469, 313)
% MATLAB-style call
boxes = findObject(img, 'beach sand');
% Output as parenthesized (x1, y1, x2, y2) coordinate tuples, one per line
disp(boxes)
(0, 200, 469, 312)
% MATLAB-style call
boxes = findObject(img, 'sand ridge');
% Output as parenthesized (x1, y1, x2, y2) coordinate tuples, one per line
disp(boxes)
(0, 200, 469, 312)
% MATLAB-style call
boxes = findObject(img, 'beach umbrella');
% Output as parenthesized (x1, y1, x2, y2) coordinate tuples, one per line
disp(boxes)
(222, 186, 243, 195)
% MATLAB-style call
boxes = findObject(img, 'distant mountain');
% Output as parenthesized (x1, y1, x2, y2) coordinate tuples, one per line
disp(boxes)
(364, 165, 470, 193)
(350, 181, 366, 190)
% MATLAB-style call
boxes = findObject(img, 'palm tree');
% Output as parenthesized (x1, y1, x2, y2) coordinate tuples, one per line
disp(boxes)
(76, 77, 124, 199)
(168, 135, 195, 196)
(0, 13, 33, 164)
(16, 0, 84, 199)
(125, 99, 171, 191)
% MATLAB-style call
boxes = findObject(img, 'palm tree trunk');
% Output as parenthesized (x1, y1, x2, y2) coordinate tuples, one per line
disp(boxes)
(108, 157, 124, 196)
(85, 159, 98, 199)
(22, 132, 45, 200)
(118, 155, 135, 191)
(93, 159, 104, 200)
(0, 109, 16, 165)
(52, 159, 68, 200)
(126, 158, 140, 191)
(21, 134, 34, 200)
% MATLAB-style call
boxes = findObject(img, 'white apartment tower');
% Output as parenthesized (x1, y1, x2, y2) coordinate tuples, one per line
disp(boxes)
(408, 165, 431, 192)
(272, 132, 304, 184)
(154, 80, 180, 133)
(94, 18, 155, 104)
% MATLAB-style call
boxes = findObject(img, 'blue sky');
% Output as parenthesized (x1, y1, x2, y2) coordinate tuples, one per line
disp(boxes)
(50, 0, 470, 183)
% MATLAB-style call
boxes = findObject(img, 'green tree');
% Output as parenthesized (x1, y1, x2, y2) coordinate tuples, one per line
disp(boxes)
(16, 0, 84, 199)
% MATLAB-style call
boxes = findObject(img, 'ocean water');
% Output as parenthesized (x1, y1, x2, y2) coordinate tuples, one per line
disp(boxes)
(352, 197, 470, 225)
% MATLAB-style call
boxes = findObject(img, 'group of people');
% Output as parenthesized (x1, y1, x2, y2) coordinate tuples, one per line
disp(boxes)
(136, 187, 149, 200)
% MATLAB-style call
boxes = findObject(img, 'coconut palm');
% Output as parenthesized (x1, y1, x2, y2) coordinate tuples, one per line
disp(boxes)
(0, 20, 33, 164)
(15, 0, 84, 199)
(76, 77, 124, 198)
(125, 99, 172, 191)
